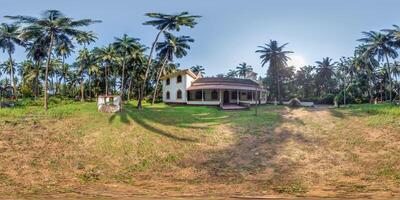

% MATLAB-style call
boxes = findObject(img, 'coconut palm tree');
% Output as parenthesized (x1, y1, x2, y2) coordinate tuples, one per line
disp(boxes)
(226, 69, 238, 78)
(94, 45, 116, 95)
(190, 65, 205, 76)
(151, 33, 194, 105)
(138, 12, 200, 109)
(358, 31, 398, 101)
(55, 38, 74, 95)
(25, 39, 47, 98)
(72, 31, 96, 101)
(235, 62, 253, 78)
(0, 23, 23, 97)
(315, 57, 337, 96)
(256, 40, 293, 102)
(6, 10, 100, 110)
(113, 34, 140, 100)
(354, 44, 379, 102)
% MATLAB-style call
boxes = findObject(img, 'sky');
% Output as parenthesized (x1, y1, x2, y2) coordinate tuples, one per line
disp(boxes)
(1, 0, 400, 77)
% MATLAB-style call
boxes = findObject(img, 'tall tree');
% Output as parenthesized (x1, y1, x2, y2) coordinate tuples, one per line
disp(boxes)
(138, 12, 200, 109)
(190, 65, 205, 76)
(235, 62, 253, 78)
(226, 69, 238, 78)
(7, 10, 100, 110)
(151, 33, 194, 105)
(94, 45, 116, 95)
(113, 34, 140, 100)
(358, 31, 398, 101)
(0, 23, 23, 97)
(256, 40, 293, 102)
(76, 31, 97, 101)
(315, 57, 337, 96)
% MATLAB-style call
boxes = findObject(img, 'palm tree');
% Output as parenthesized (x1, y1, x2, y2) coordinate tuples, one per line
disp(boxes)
(226, 69, 238, 78)
(315, 57, 337, 96)
(235, 62, 253, 78)
(0, 23, 23, 97)
(151, 33, 194, 105)
(75, 31, 97, 101)
(94, 45, 116, 95)
(55, 38, 74, 95)
(113, 34, 140, 100)
(25, 39, 47, 98)
(190, 65, 205, 76)
(7, 10, 100, 110)
(138, 12, 200, 109)
(354, 44, 379, 102)
(256, 40, 293, 102)
(358, 31, 398, 101)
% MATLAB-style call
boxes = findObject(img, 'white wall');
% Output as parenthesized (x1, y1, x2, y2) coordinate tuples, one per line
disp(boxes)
(163, 74, 194, 103)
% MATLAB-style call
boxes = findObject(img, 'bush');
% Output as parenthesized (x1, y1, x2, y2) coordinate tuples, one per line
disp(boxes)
(315, 94, 335, 105)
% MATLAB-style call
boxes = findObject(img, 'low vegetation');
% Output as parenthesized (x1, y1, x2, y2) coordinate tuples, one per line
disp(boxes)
(0, 100, 399, 198)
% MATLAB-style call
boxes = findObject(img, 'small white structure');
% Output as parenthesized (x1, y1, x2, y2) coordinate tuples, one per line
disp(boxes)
(97, 95, 121, 113)
(161, 69, 268, 109)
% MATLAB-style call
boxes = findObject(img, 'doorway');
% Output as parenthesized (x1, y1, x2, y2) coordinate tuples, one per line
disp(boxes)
(223, 90, 229, 104)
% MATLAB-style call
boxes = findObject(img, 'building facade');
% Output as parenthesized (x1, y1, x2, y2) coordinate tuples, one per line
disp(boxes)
(162, 69, 268, 107)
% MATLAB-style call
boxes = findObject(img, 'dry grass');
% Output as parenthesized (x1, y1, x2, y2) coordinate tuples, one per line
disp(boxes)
(0, 101, 399, 199)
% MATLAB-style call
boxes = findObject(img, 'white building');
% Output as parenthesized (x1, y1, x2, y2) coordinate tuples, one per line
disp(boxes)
(161, 69, 268, 109)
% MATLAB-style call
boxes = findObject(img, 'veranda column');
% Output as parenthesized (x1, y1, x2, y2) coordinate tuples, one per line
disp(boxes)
(201, 89, 204, 102)
(252, 90, 254, 103)
(236, 90, 239, 104)
(219, 90, 222, 104)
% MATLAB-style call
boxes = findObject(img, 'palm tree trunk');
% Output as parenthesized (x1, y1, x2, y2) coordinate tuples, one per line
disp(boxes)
(120, 56, 126, 100)
(127, 78, 132, 102)
(277, 71, 281, 103)
(385, 55, 392, 101)
(138, 26, 169, 109)
(152, 56, 168, 105)
(80, 79, 84, 102)
(35, 60, 40, 99)
(105, 63, 109, 95)
(88, 74, 91, 100)
(44, 33, 55, 111)
(8, 52, 16, 98)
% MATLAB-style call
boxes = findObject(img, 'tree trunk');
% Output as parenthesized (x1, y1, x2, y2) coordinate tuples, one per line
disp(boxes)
(120, 55, 126, 101)
(44, 33, 55, 111)
(138, 26, 169, 109)
(105, 63, 109, 95)
(385, 55, 392, 101)
(127, 78, 132, 102)
(88, 75, 91, 100)
(7, 52, 16, 98)
(277, 71, 281, 103)
(152, 57, 168, 105)
(35, 60, 40, 99)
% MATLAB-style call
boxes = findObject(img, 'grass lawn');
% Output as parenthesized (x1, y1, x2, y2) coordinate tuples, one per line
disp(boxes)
(0, 100, 399, 198)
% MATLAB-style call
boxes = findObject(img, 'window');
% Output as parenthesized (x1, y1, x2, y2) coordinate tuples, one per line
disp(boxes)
(247, 91, 252, 100)
(187, 91, 191, 101)
(195, 91, 202, 99)
(231, 91, 237, 100)
(211, 90, 218, 100)
(177, 90, 182, 99)
(166, 78, 170, 85)
(166, 91, 170, 99)
(177, 75, 182, 83)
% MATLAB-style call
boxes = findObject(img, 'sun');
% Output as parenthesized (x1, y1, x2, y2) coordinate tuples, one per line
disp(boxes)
(287, 55, 306, 70)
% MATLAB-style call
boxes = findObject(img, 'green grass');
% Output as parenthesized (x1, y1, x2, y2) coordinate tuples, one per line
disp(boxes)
(1, 99, 399, 197)
(340, 103, 400, 127)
